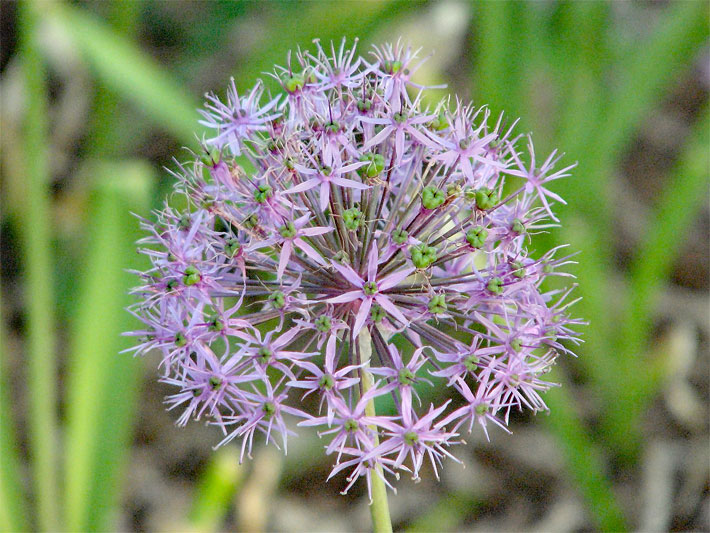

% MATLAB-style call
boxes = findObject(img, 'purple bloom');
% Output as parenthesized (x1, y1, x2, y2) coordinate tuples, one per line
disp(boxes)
(127, 39, 580, 495)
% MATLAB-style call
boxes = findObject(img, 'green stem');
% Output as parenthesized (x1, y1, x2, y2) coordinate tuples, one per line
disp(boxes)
(358, 329, 393, 533)
(18, 1, 60, 530)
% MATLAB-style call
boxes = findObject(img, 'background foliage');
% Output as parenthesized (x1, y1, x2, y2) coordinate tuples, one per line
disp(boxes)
(1, 1, 708, 531)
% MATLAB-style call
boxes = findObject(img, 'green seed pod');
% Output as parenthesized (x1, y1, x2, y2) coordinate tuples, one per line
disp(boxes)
(358, 152, 385, 179)
(384, 59, 402, 74)
(512, 218, 526, 234)
(487, 277, 504, 294)
(410, 244, 437, 269)
(428, 110, 448, 131)
(422, 186, 445, 210)
(343, 207, 363, 231)
(209, 376, 222, 390)
(428, 294, 447, 314)
(178, 214, 191, 230)
(363, 281, 378, 295)
(200, 147, 221, 167)
(283, 74, 305, 93)
(391, 228, 409, 245)
(510, 338, 522, 352)
(446, 183, 463, 198)
(174, 331, 187, 347)
(370, 304, 386, 323)
(474, 187, 499, 210)
(315, 315, 331, 332)
(269, 291, 286, 309)
(398, 367, 416, 386)
(208, 316, 225, 332)
(464, 354, 479, 372)
(404, 431, 419, 445)
(183, 265, 201, 286)
(262, 402, 276, 417)
(278, 221, 297, 238)
(258, 347, 272, 363)
(466, 227, 488, 248)
(318, 374, 335, 390)
(244, 214, 259, 229)
(332, 250, 350, 264)
(357, 99, 372, 112)
(254, 184, 273, 204)
(225, 238, 241, 257)
(464, 186, 477, 203)
(511, 260, 526, 278)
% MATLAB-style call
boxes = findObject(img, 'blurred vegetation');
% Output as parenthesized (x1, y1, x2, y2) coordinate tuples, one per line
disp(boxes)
(1, 1, 708, 532)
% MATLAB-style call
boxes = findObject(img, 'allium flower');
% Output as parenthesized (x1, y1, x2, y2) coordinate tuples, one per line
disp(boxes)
(127, 38, 582, 497)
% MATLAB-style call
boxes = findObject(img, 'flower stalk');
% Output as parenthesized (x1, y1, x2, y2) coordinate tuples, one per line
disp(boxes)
(359, 328, 393, 533)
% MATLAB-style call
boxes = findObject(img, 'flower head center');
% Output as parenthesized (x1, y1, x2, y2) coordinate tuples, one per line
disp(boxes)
(318, 374, 335, 390)
(363, 281, 378, 295)
(398, 367, 416, 386)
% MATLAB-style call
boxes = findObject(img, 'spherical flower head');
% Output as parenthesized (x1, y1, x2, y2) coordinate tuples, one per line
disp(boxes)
(127, 37, 582, 495)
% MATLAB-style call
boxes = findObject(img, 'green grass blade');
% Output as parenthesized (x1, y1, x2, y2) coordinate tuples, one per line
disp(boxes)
(621, 107, 709, 363)
(471, 1, 527, 119)
(227, 1, 411, 94)
(562, 0, 708, 223)
(405, 490, 476, 532)
(17, 1, 60, 529)
(540, 0, 707, 458)
(0, 292, 29, 532)
(45, 2, 202, 145)
(63, 162, 153, 532)
(544, 372, 628, 532)
(603, 108, 710, 456)
(84, 0, 143, 157)
(189, 447, 245, 532)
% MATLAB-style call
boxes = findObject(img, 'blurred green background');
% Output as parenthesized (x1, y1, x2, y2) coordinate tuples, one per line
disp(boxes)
(1, 1, 708, 531)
